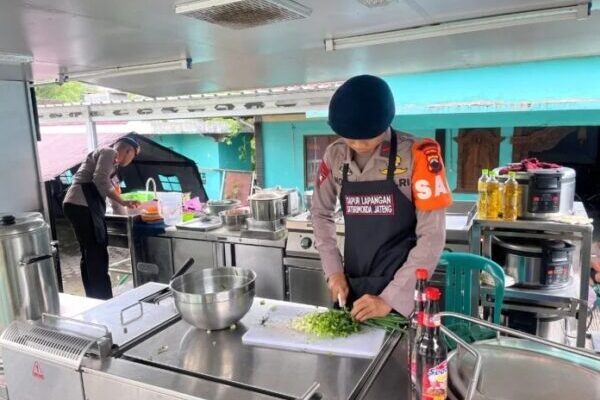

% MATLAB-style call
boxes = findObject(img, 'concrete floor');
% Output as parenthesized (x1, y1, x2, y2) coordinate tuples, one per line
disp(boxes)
(56, 218, 133, 297)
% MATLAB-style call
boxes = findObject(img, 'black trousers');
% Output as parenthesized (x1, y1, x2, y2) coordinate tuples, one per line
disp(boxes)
(63, 203, 113, 300)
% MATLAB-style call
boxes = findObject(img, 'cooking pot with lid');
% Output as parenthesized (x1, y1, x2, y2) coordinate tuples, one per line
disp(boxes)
(248, 192, 285, 221)
(0, 213, 60, 331)
(493, 167, 575, 220)
(492, 236, 573, 289)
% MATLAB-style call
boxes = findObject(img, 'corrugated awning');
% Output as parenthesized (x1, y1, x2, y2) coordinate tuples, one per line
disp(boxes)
(38, 132, 124, 181)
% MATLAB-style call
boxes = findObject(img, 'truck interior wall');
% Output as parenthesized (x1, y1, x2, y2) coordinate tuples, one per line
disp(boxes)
(0, 76, 43, 214)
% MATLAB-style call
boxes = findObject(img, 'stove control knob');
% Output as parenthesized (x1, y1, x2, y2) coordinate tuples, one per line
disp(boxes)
(300, 237, 313, 249)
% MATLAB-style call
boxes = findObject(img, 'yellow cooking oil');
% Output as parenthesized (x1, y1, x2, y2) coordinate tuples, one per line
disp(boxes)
(486, 171, 501, 220)
(477, 169, 489, 218)
(503, 171, 519, 221)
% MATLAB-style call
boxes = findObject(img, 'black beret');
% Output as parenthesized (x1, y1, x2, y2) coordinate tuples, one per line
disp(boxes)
(116, 135, 141, 155)
(328, 75, 395, 139)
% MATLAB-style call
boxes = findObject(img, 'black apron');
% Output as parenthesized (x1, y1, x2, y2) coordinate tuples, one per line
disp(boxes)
(340, 131, 417, 303)
(81, 181, 109, 246)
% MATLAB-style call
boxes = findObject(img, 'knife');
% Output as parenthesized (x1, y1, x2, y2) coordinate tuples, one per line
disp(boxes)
(338, 293, 348, 312)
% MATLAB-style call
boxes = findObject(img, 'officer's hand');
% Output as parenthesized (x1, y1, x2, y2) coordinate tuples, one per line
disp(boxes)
(351, 295, 392, 322)
(327, 272, 349, 305)
(124, 200, 140, 209)
(591, 258, 600, 284)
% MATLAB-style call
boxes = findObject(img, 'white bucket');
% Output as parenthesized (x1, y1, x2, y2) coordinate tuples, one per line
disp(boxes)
(158, 192, 182, 225)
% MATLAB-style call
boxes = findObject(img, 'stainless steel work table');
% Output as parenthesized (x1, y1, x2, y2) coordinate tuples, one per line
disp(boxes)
(120, 297, 398, 400)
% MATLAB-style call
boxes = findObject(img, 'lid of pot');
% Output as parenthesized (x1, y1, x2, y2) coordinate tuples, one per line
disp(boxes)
(0, 212, 46, 237)
(544, 240, 574, 251)
(492, 236, 544, 254)
(493, 166, 576, 180)
(448, 338, 600, 400)
(250, 192, 285, 200)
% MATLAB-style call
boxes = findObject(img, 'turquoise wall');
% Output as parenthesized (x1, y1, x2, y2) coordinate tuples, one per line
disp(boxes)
(218, 134, 253, 171)
(265, 57, 600, 200)
(151, 134, 252, 200)
(262, 119, 436, 192)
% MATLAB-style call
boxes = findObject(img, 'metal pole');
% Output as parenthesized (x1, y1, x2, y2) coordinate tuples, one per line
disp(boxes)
(85, 106, 98, 151)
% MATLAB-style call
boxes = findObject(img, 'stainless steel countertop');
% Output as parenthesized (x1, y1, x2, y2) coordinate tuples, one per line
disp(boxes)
(82, 357, 282, 400)
(160, 226, 287, 248)
(149, 202, 475, 249)
(123, 297, 392, 399)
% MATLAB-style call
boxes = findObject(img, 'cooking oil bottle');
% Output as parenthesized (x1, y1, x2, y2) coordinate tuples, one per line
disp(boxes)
(503, 172, 519, 221)
(486, 170, 501, 220)
(477, 169, 489, 218)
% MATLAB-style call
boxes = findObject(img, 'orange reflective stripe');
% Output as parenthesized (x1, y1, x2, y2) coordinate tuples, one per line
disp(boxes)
(411, 139, 453, 211)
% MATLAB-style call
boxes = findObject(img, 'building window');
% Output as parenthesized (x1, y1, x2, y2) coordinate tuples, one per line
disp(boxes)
(304, 135, 338, 189)
(159, 174, 182, 192)
(455, 128, 502, 193)
(59, 170, 73, 185)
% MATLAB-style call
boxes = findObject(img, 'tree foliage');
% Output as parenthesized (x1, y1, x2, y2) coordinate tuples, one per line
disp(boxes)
(35, 82, 88, 103)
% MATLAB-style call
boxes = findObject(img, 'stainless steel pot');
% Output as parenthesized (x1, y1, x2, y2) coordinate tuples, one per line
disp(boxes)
(249, 192, 285, 221)
(492, 236, 573, 289)
(219, 209, 250, 231)
(206, 199, 241, 216)
(494, 167, 575, 220)
(0, 213, 59, 331)
(170, 267, 256, 330)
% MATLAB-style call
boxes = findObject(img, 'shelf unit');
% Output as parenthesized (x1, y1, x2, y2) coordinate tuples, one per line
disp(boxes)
(470, 202, 593, 347)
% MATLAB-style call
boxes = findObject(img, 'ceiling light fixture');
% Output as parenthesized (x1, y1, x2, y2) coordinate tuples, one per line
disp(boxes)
(0, 51, 34, 65)
(325, 3, 590, 51)
(60, 58, 192, 83)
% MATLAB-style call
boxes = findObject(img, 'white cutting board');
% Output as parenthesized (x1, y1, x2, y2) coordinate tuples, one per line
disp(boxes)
(242, 303, 386, 359)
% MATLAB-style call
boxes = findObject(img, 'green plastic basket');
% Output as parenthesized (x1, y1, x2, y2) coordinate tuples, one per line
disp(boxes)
(122, 191, 156, 202)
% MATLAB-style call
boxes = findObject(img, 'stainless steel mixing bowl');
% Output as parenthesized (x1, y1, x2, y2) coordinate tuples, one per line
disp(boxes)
(170, 267, 256, 330)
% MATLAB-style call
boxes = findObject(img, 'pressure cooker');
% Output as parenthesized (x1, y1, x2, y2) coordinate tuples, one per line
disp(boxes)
(492, 236, 574, 289)
(494, 167, 575, 220)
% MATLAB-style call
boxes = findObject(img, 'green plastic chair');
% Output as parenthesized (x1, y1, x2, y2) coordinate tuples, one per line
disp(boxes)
(440, 252, 505, 322)
(439, 252, 506, 345)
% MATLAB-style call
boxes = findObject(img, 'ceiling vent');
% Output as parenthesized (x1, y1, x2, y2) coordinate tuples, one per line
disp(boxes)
(175, 0, 312, 29)
(356, 0, 397, 7)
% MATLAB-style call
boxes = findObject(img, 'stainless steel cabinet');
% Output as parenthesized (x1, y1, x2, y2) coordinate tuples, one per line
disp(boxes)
(234, 244, 285, 300)
(172, 239, 216, 272)
(134, 236, 174, 285)
(284, 257, 330, 307)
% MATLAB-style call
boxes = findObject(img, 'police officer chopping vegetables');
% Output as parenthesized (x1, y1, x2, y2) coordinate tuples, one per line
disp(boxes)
(312, 75, 452, 321)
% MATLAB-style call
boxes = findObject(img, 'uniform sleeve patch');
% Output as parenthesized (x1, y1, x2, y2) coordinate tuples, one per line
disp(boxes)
(317, 160, 331, 187)
(412, 139, 452, 211)
(418, 141, 442, 173)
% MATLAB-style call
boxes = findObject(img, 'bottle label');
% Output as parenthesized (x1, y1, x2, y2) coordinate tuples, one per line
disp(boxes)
(414, 289, 426, 302)
(421, 360, 448, 400)
(425, 314, 441, 328)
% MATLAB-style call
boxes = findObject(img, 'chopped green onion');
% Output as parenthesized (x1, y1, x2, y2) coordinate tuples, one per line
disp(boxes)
(292, 309, 408, 338)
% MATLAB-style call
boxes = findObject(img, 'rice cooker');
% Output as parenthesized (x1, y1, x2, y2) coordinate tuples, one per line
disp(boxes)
(492, 236, 574, 289)
(494, 167, 575, 220)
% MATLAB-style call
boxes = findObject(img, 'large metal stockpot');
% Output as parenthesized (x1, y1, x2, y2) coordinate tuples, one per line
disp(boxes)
(249, 192, 285, 221)
(0, 213, 59, 331)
